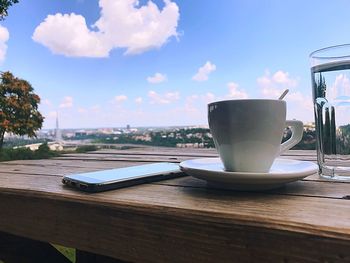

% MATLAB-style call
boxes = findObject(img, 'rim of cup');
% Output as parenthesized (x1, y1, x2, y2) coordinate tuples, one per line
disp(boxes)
(208, 98, 286, 106)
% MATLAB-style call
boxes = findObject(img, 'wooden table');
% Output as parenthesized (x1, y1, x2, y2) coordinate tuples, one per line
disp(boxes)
(0, 147, 350, 262)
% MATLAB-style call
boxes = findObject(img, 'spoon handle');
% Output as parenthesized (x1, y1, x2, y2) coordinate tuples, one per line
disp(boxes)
(278, 89, 289, 100)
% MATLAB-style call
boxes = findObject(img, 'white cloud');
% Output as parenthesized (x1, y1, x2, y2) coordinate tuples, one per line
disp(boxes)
(272, 70, 297, 86)
(115, 95, 128, 103)
(287, 91, 313, 110)
(78, 107, 87, 114)
(192, 61, 216, 82)
(148, 90, 179, 104)
(45, 111, 58, 119)
(171, 95, 202, 120)
(186, 94, 199, 103)
(135, 97, 143, 104)
(257, 70, 313, 121)
(59, 96, 73, 108)
(91, 105, 100, 110)
(0, 25, 9, 63)
(77, 105, 101, 114)
(178, 92, 214, 109)
(202, 92, 216, 103)
(33, 13, 108, 57)
(226, 82, 248, 99)
(42, 99, 52, 107)
(147, 73, 167, 84)
(329, 74, 350, 100)
(32, 0, 180, 57)
(257, 70, 298, 98)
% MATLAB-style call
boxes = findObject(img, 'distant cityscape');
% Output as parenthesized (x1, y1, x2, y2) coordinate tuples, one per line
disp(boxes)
(3, 117, 317, 150)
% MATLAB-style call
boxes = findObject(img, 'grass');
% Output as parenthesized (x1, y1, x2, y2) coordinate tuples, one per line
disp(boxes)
(75, 145, 98, 153)
(52, 244, 76, 263)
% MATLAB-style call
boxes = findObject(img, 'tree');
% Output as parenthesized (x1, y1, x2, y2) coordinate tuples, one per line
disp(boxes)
(0, 71, 44, 149)
(0, 0, 18, 20)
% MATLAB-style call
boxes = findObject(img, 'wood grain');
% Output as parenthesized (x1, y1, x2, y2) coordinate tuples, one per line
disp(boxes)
(3, 179, 350, 236)
(1, 187, 350, 262)
(0, 148, 350, 262)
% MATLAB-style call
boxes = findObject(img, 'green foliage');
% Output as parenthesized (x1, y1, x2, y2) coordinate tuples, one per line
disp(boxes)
(0, 0, 18, 20)
(34, 142, 58, 159)
(0, 71, 44, 149)
(93, 127, 317, 150)
(316, 73, 327, 98)
(282, 128, 316, 150)
(0, 147, 33, 161)
(0, 143, 59, 162)
(76, 145, 98, 153)
(336, 124, 350, 154)
(94, 128, 215, 148)
(52, 244, 75, 263)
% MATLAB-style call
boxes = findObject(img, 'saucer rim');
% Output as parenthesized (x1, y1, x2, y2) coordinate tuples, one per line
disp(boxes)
(179, 157, 318, 186)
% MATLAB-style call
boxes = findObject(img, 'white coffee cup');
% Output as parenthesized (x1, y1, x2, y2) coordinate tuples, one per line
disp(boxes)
(208, 99, 303, 172)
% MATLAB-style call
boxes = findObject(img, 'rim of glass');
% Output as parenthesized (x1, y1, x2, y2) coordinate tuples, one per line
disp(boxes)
(310, 43, 350, 59)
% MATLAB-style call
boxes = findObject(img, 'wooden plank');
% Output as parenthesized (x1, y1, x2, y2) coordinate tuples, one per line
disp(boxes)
(54, 149, 316, 163)
(0, 152, 325, 183)
(2, 148, 350, 262)
(0, 148, 316, 165)
(57, 152, 217, 159)
(0, 186, 350, 262)
(99, 146, 219, 154)
(0, 155, 350, 198)
(0, 161, 143, 176)
(0, 159, 347, 200)
(75, 148, 219, 157)
(53, 155, 190, 162)
(1, 174, 350, 239)
(0, 158, 136, 167)
(81, 148, 315, 157)
(154, 176, 350, 199)
(0, 160, 347, 200)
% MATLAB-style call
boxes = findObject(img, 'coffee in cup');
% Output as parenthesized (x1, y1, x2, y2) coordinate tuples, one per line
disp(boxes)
(208, 99, 303, 172)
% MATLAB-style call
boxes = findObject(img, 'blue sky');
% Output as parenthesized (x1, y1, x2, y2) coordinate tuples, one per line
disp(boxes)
(0, 0, 350, 129)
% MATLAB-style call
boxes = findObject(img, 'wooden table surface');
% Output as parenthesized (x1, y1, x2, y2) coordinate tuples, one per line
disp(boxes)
(0, 147, 350, 263)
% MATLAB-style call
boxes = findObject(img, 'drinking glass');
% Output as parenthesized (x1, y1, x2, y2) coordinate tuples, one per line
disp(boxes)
(310, 44, 350, 180)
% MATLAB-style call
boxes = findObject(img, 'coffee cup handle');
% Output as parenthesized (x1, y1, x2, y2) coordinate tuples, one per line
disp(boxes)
(279, 120, 303, 154)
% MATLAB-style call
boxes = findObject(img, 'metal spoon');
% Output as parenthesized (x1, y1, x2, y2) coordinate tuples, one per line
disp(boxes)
(278, 89, 289, 100)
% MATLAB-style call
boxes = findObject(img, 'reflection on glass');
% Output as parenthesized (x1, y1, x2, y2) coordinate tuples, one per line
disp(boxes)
(311, 56, 350, 179)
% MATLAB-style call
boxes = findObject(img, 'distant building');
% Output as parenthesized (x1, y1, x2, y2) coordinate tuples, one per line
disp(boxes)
(133, 134, 152, 142)
(14, 142, 63, 151)
(176, 143, 204, 148)
(304, 122, 315, 131)
(75, 130, 87, 137)
(55, 113, 63, 142)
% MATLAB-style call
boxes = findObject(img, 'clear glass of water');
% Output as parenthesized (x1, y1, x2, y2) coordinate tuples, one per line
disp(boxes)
(310, 44, 350, 180)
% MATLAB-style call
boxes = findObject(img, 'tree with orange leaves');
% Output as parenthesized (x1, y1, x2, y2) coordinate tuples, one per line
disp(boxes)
(0, 0, 19, 20)
(0, 71, 43, 149)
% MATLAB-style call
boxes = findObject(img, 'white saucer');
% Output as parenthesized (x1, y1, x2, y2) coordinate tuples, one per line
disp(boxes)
(179, 158, 318, 190)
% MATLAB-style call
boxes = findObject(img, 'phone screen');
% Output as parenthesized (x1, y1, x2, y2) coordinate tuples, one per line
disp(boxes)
(62, 162, 183, 192)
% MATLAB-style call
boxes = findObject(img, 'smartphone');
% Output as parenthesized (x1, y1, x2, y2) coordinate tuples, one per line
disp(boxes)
(62, 162, 184, 193)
